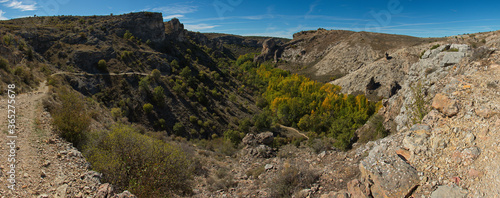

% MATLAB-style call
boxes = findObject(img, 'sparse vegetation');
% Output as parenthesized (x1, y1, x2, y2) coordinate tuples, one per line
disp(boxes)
(84, 124, 193, 197)
(51, 88, 91, 148)
(270, 163, 319, 198)
(409, 81, 430, 125)
(430, 44, 440, 50)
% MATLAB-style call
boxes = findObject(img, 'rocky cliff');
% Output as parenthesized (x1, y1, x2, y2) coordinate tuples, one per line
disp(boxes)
(334, 31, 500, 197)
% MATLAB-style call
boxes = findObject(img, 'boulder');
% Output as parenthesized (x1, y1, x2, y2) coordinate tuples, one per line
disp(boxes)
(347, 179, 369, 198)
(403, 129, 430, 156)
(439, 52, 465, 67)
(432, 93, 459, 117)
(475, 106, 498, 118)
(242, 133, 257, 146)
(430, 185, 467, 198)
(359, 143, 419, 198)
(95, 183, 114, 198)
(242, 132, 274, 146)
(256, 132, 274, 145)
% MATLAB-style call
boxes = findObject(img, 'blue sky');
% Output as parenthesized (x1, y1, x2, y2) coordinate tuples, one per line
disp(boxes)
(1, 0, 500, 38)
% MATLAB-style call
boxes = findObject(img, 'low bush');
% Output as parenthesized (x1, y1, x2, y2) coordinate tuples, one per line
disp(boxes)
(51, 88, 91, 147)
(143, 103, 153, 114)
(85, 124, 193, 197)
(0, 57, 8, 71)
(430, 44, 440, 50)
(97, 59, 107, 71)
(270, 163, 319, 198)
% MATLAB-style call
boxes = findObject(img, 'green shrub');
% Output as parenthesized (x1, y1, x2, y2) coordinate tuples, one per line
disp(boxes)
(143, 103, 154, 114)
(430, 44, 440, 50)
(189, 115, 198, 123)
(0, 58, 8, 71)
(180, 66, 191, 80)
(3, 35, 12, 46)
(85, 124, 193, 197)
(111, 107, 122, 119)
(171, 59, 180, 69)
(51, 88, 90, 147)
(97, 59, 107, 71)
(223, 129, 243, 146)
(238, 118, 252, 133)
(151, 69, 161, 81)
(153, 86, 165, 104)
(123, 30, 133, 40)
(409, 81, 430, 125)
(173, 122, 185, 136)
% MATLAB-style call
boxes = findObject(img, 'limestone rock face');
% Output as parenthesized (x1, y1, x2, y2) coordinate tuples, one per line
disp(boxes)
(110, 12, 166, 44)
(165, 18, 186, 42)
(254, 38, 283, 63)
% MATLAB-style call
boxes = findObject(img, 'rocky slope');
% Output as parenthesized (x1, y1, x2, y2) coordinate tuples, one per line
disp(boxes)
(263, 29, 440, 85)
(324, 32, 500, 197)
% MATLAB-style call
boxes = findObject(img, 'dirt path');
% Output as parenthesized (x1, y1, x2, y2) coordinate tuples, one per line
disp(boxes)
(279, 124, 309, 140)
(0, 81, 101, 197)
(51, 71, 150, 77)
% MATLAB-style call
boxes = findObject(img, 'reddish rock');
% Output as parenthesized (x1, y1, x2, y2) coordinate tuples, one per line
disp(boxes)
(432, 93, 459, 117)
(360, 143, 419, 198)
(396, 148, 411, 162)
(347, 179, 369, 198)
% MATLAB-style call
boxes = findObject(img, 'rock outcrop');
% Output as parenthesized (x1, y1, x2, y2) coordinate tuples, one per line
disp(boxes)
(254, 38, 284, 63)
(109, 12, 166, 45)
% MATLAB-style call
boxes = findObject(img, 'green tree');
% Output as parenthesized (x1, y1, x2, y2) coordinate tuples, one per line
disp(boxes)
(143, 103, 154, 114)
(171, 59, 180, 69)
(151, 69, 161, 81)
(180, 66, 192, 80)
(173, 122, 185, 136)
(153, 86, 165, 104)
(123, 30, 133, 40)
(97, 59, 107, 71)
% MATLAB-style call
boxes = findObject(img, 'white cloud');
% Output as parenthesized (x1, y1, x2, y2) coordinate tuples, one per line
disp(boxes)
(184, 23, 218, 31)
(0, 10, 7, 20)
(163, 14, 184, 20)
(1, 0, 37, 11)
(153, 4, 197, 14)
